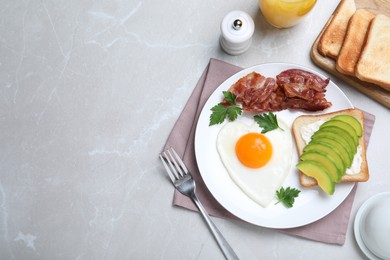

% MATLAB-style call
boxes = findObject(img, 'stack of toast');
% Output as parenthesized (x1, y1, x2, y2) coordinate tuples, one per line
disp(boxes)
(313, 0, 390, 105)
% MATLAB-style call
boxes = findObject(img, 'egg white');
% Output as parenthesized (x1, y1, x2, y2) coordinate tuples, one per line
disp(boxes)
(216, 119, 293, 207)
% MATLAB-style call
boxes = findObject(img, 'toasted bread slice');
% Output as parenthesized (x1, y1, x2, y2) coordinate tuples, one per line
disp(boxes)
(292, 109, 369, 187)
(336, 9, 375, 76)
(318, 0, 356, 59)
(356, 14, 390, 91)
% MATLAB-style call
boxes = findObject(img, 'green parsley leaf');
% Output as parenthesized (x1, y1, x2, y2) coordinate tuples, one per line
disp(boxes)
(226, 106, 242, 121)
(275, 187, 301, 208)
(223, 91, 236, 105)
(254, 112, 283, 133)
(209, 104, 227, 126)
(209, 92, 242, 126)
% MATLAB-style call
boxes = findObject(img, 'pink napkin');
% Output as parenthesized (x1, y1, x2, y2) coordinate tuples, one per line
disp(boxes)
(163, 58, 375, 245)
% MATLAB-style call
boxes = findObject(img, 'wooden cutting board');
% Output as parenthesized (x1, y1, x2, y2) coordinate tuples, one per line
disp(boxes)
(311, 0, 390, 108)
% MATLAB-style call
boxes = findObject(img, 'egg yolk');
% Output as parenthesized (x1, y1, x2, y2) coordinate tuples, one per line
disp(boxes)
(235, 133, 272, 168)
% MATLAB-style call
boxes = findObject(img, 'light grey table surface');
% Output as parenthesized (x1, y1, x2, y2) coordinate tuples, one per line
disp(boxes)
(1, 0, 389, 259)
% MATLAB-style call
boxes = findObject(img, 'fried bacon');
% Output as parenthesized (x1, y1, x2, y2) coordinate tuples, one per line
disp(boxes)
(225, 72, 279, 112)
(224, 69, 332, 112)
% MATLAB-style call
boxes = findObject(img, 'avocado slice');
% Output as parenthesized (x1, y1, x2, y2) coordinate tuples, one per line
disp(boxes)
(310, 130, 354, 156)
(310, 137, 353, 168)
(319, 120, 359, 146)
(331, 114, 363, 137)
(300, 151, 343, 182)
(296, 160, 335, 195)
(313, 126, 357, 153)
(303, 142, 345, 182)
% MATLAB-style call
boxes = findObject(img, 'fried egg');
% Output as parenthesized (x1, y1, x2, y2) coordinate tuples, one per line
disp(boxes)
(217, 119, 293, 207)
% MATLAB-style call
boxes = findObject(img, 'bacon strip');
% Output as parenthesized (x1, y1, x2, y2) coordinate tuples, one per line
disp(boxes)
(277, 69, 332, 111)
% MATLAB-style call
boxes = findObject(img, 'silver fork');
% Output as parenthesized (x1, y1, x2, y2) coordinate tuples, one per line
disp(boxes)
(160, 147, 239, 260)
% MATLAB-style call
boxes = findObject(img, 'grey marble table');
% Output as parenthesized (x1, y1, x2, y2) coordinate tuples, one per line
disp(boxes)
(1, 0, 389, 259)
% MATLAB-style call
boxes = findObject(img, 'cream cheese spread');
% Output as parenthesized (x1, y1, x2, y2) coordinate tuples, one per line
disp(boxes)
(300, 120, 325, 145)
(346, 146, 362, 175)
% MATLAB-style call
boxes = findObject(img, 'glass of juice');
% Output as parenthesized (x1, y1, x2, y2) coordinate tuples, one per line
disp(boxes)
(258, 0, 317, 28)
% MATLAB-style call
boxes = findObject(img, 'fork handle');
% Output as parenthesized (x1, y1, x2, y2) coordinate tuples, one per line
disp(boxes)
(191, 194, 239, 260)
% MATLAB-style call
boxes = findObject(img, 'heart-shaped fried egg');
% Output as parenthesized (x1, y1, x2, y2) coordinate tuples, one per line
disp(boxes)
(217, 119, 293, 207)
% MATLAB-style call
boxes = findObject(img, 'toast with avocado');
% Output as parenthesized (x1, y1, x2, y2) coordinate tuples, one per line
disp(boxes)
(292, 109, 369, 194)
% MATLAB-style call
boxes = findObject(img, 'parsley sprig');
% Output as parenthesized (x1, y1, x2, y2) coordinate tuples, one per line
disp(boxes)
(275, 187, 301, 208)
(254, 112, 283, 133)
(209, 91, 242, 126)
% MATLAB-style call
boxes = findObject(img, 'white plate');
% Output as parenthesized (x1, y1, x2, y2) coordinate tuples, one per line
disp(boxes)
(194, 63, 355, 229)
(354, 192, 390, 260)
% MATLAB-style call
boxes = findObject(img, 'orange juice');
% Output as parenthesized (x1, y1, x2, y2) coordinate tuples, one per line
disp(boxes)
(259, 0, 317, 28)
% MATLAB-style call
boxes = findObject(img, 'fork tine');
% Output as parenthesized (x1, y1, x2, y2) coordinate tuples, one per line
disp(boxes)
(167, 148, 183, 179)
(170, 148, 189, 174)
(159, 154, 176, 182)
(164, 150, 181, 179)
